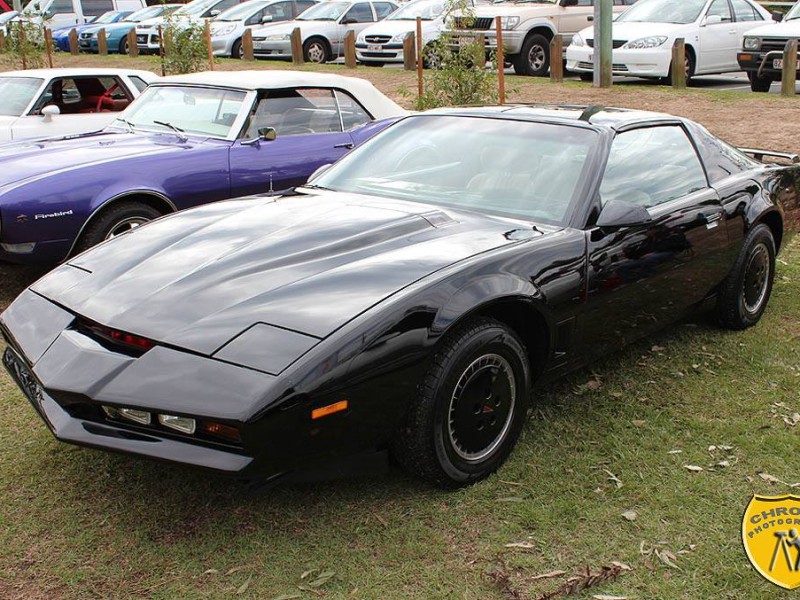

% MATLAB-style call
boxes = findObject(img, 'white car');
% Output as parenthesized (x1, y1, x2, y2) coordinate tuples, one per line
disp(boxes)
(135, 0, 246, 53)
(210, 0, 317, 57)
(0, 68, 158, 143)
(566, 0, 773, 82)
(355, 0, 474, 66)
(16, 0, 144, 29)
(739, 3, 800, 92)
(251, 0, 399, 63)
(0, 11, 18, 35)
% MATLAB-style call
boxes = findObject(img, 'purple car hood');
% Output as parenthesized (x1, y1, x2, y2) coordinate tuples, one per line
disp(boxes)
(0, 131, 205, 188)
(31, 193, 523, 355)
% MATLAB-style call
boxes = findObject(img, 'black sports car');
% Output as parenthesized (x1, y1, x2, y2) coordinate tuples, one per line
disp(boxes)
(2, 106, 798, 488)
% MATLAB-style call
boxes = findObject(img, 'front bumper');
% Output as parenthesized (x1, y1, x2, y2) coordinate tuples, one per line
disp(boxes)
(135, 31, 160, 52)
(252, 39, 292, 58)
(566, 44, 671, 78)
(738, 51, 798, 79)
(355, 42, 404, 63)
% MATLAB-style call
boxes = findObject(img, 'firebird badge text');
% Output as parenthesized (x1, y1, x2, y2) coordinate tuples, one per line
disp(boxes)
(742, 495, 800, 589)
(34, 210, 73, 220)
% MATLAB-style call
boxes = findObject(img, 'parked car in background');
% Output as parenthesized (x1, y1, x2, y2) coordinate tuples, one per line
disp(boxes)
(211, 0, 317, 58)
(251, 0, 399, 63)
(447, 0, 636, 77)
(135, 0, 246, 54)
(0, 10, 18, 34)
(567, 0, 773, 82)
(79, 4, 181, 53)
(16, 0, 145, 30)
(356, 0, 473, 67)
(0, 68, 157, 143)
(3, 105, 796, 488)
(50, 10, 132, 52)
(0, 71, 405, 264)
(738, 1, 800, 92)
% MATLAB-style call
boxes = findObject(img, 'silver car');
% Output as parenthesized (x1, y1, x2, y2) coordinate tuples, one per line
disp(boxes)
(251, 0, 399, 63)
(210, 0, 317, 57)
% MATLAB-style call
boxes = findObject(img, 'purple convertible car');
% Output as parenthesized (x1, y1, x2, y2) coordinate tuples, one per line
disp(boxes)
(0, 71, 405, 264)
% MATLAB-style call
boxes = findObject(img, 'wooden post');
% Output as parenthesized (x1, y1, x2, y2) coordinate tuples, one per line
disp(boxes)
(403, 31, 415, 70)
(69, 28, 79, 55)
(98, 28, 107, 55)
(290, 27, 303, 65)
(496, 18, 505, 103)
(44, 28, 53, 67)
(549, 35, 563, 83)
(344, 30, 356, 68)
(416, 17, 423, 99)
(242, 28, 254, 60)
(0, 30, 5, 53)
(127, 29, 138, 57)
(19, 23, 26, 69)
(671, 37, 686, 89)
(593, 0, 612, 87)
(781, 38, 798, 97)
(205, 20, 214, 70)
(158, 25, 165, 75)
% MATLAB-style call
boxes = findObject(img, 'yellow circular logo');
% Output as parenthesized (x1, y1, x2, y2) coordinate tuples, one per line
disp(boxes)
(743, 495, 800, 590)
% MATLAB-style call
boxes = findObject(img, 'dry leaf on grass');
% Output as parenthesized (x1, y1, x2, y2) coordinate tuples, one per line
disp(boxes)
(236, 575, 252, 595)
(505, 542, 536, 549)
(621, 510, 638, 522)
(604, 469, 623, 489)
(528, 570, 567, 581)
(684, 465, 704, 472)
(593, 595, 628, 600)
(271, 595, 301, 600)
(631, 420, 646, 428)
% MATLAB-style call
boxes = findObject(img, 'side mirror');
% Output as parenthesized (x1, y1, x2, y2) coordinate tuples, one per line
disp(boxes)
(702, 14, 723, 26)
(772, 10, 784, 22)
(261, 14, 273, 23)
(596, 199, 652, 229)
(41, 104, 60, 121)
(340, 16, 356, 24)
(209, 9, 220, 17)
(307, 163, 332, 182)
(258, 126, 277, 141)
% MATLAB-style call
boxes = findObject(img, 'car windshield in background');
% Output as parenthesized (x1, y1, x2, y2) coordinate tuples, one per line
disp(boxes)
(388, 0, 444, 21)
(216, 1, 268, 20)
(785, 2, 800, 20)
(298, 2, 348, 20)
(93, 11, 122, 24)
(313, 115, 597, 225)
(617, 0, 705, 24)
(0, 77, 43, 117)
(178, 0, 219, 17)
(126, 5, 172, 21)
(0, 11, 17, 25)
(116, 86, 247, 138)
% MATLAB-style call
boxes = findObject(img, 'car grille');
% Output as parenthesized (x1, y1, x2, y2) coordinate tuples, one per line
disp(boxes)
(577, 61, 629, 72)
(361, 51, 397, 57)
(586, 39, 627, 49)
(365, 34, 391, 43)
(80, 32, 92, 39)
(453, 16, 494, 30)
(760, 37, 792, 53)
(136, 34, 147, 43)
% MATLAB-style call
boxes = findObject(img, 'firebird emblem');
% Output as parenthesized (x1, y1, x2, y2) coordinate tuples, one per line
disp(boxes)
(16, 214, 28, 224)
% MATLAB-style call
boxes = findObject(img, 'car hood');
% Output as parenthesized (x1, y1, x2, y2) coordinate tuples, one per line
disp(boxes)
(83, 21, 135, 34)
(254, 19, 329, 35)
(578, 21, 690, 40)
(32, 193, 540, 355)
(744, 20, 800, 38)
(360, 18, 441, 37)
(0, 131, 210, 189)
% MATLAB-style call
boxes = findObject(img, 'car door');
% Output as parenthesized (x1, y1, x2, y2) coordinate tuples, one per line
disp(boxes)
(335, 2, 375, 56)
(556, 0, 595, 39)
(581, 124, 729, 354)
(228, 87, 356, 195)
(257, 0, 293, 25)
(292, 0, 315, 17)
(698, 0, 736, 72)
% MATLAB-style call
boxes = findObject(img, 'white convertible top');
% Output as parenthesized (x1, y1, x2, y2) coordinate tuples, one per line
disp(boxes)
(159, 70, 406, 120)
(1, 68, 159, 80)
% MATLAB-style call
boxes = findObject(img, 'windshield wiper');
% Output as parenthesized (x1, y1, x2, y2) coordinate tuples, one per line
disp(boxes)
(153, 120, 185, 134)
(114, 118, 136, 131)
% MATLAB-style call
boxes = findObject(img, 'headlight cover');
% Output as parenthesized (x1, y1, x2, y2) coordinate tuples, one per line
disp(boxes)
(571, 33, 585, 47)
(743, 36, 760, 51)
(212, 23, 236, 36)
(622, 36, 668, 49)
(390, 32, 407, 43)
(500, 16, 520, 30)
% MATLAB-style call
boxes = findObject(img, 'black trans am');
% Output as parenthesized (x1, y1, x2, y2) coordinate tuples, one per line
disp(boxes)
(2, 106, 798, 488)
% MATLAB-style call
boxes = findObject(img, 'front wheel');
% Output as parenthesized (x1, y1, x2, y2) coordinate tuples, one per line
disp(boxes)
(303, 37, 329, 64)
(716, 223, 776, 330)
(74, 201, 162, 255)
(231, 38, 243, 59)
(391, 317, 530, 488)
(512, 34, 550, 77)
(748, 71, 772, 93)
(579, 72, 593, 82)
(119, 37, 129, 55)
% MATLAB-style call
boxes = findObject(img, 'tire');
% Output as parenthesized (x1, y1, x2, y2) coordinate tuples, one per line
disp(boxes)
(119, 37, 129, 55)
(748, 71, 772, 93)
(303, 37, 329, 64)
(391, 317, 531, 488)
(512, 33, 550, 77)
(716, 223, 776, 330)
(74, 201, 162, 255)
(665, 48, 695, 85)
(232, 38, 243, 59)
(579, 72, 593, 82)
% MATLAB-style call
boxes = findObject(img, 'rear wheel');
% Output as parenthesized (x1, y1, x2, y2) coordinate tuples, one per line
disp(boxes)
(512, 33, 550, 77)
(716, 223, 776, 330)
(74, 201, 162, 255)
(119, 37, 129, 55)
(303, 37, 329, 63)
(232, 38, 243, 59)
(391, 317, 530, 488)
(748, 71, 772, 93)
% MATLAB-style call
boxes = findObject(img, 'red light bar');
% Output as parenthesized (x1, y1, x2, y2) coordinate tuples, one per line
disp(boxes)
(85, 322, 156, 352)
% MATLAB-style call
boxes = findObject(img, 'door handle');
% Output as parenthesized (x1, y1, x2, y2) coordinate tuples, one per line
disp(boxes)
(334, 142, 354, 149)
(701, 212, 723, 229)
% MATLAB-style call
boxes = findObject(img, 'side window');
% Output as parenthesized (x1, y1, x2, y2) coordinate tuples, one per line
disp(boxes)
(373, 2, 395, 19)
(576, 0, 593, 6)
(51, 0, 74, 14)
(263, 1, 293, 22)
(207, 0, 239, 16)
(294, 0, 315, 15)
(343, 3, 374, 23)
(335, 90, 371, 130)
(600, 126, 708, 208)
(34, 77, 131, 114)
(81, 0, 113, 17)
(732, 0, 760, 21)
(707, 0, 733, 22)
(244, 88, 342, 138)
(128, 76, 150, 93)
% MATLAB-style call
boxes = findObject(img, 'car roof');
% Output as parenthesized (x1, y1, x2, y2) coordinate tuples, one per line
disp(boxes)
(0, 68, 158, 78)
(423, 104, 682, 131)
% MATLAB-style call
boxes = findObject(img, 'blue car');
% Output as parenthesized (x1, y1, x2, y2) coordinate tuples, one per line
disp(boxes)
(78, 4, 181, 54)
(51, 11, 132, 52)
(0, 71, 405, 264)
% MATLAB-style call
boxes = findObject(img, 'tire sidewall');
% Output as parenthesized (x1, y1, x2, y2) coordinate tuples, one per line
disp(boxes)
(735, 226, 776, 327)
(430, 326, 530, 483)
(522, 34, 550, 77)
(304, 38, 328, 63)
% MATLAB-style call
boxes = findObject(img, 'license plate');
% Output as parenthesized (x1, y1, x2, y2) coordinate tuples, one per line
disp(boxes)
(136, 35, 146, 43)
(773, 58, 800, 70)
(367, 44, 382, 52)
(2, 347, 43, 406)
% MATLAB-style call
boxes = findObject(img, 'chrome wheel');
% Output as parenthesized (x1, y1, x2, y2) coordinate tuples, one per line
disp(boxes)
(306, 41, 326, 63)
(742, 242, 770, 314)
(105, 217, 149, 240)
(527, 44, 546, 72)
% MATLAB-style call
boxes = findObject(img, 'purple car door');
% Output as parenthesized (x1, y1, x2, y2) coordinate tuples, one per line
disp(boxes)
(228, 88, 368, 195)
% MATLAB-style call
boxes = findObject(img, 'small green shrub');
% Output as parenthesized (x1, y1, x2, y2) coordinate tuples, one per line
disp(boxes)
(6, 20, 46, 69)
(160, 14, 209, 75)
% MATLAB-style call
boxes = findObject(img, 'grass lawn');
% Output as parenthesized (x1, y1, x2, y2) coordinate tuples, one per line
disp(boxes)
(1, 54, 800, 599)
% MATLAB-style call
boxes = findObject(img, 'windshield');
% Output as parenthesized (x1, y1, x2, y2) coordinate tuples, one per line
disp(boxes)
(298, 2, 348, 20)
(93, 11, 121, 24)
(786, 2, 800, 20)
(617, 0, 706, 24)
(125, 5, 173, 22)
(389, 0, 444, 20)
(216, 1, 267, 21)
(116, 85, 248, 138)
(0, 11, 17, 24)
(178, 0, 220, 17)
(313, 115, 598, 226)
(0, 77, 43, 117)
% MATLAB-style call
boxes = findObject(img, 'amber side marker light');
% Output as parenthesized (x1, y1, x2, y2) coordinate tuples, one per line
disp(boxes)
(311, 400, 349, 420)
